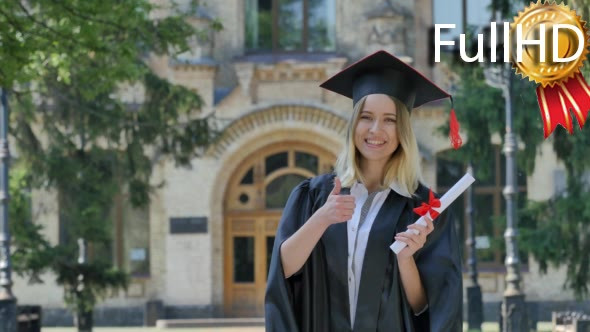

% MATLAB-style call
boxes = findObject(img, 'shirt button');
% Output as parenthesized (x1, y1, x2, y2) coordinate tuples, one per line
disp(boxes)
(352, 227, 356, 231)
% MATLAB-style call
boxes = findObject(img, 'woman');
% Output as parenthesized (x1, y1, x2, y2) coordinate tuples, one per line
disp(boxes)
(265, 50, 463, 331)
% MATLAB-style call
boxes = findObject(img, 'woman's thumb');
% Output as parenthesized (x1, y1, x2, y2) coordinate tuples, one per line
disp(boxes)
(331, 177, 341, 195)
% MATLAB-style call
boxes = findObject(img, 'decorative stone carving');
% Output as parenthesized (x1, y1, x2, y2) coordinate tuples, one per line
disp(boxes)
(364, 0, 413, 58)
(365, 0, 412, 19)
(234, 56, 347, 103)
(206, 104, 347, 159)
(368, 24, 407, 48)
(234, 62, 255, 97)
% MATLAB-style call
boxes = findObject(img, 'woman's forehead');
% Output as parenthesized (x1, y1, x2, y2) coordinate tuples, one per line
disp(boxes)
(362, 94, 397, 114)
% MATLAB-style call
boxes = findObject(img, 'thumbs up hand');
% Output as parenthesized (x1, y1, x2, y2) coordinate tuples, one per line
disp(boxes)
(315, 177, 356, 226)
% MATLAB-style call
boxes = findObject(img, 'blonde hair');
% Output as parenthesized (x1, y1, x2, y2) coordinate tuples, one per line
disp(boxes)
(334, 95, 422, 196)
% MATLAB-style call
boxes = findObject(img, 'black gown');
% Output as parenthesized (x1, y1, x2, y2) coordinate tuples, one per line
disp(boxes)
(265, 173, 463, 332)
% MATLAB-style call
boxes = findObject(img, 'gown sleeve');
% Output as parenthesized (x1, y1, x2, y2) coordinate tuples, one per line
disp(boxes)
(412, 188, 464, 332)
(264, 179, 317, 332)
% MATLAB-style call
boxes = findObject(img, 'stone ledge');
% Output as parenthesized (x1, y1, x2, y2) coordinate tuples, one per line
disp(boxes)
(156, 317, 264, 328)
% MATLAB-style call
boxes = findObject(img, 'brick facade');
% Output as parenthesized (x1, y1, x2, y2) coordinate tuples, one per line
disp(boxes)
(13, 0, 580, 325)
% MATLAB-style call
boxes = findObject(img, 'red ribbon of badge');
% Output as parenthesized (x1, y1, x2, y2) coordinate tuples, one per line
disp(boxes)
(536, 72, 590, 138)
(412, 189, 441, 220)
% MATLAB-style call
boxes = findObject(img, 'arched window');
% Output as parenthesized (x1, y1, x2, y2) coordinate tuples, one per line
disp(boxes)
(226, 143, 334, 211)
(266, 173, 307, 208)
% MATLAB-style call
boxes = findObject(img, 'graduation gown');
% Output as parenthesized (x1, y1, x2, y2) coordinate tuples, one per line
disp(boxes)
(265, 173, 463, 332)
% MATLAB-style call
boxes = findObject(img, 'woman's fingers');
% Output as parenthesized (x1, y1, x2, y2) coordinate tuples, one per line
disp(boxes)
(396, 231, 426, 249)
(322, 195, 356, 223)
(396, 217, 437, 256)
(407, 224, 425, 233)
(408, 219, 434, 235)
(407, 225, 429, 239)
(424, 216, 435, 231)
(334, 197, 355, 209)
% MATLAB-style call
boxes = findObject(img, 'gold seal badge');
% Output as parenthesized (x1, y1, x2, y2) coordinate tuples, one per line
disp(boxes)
(511, 1, 589, 87)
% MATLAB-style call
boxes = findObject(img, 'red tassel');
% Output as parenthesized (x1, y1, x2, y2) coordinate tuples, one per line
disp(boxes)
(449, 109, 463, 149)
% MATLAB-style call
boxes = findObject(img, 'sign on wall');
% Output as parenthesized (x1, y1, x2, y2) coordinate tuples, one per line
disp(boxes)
(169, 217, 208, 234)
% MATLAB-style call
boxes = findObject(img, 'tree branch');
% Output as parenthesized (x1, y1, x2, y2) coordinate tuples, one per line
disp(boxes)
(47, 0, 152, 43)
(14, 1, 106, 53)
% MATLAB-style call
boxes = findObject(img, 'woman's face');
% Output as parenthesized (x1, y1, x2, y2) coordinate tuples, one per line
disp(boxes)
(354, 94, 400, 166)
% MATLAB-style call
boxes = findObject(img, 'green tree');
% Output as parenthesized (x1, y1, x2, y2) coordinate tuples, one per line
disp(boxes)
(517, 0, 590, 300)
(2, 0, 222, 329)
(444, 0, 590, 299)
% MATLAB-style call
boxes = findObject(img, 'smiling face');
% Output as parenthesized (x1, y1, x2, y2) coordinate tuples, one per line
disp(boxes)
(353, 94, 400, 168)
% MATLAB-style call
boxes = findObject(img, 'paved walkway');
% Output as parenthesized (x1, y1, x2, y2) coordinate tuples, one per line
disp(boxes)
(43, 322, 554, 332)
(43, 329, 263, 332)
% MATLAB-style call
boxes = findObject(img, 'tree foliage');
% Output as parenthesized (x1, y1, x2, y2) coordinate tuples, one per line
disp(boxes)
(444, 0, 590, 298)
(518, 0, 590, 299)
(3, 0, 222, 318)
(437, 58, 541, 181)
(520, 134, 590, 298)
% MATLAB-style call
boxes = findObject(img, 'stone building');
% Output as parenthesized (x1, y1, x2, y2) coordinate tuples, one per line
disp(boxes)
(13, 0, 585, 325)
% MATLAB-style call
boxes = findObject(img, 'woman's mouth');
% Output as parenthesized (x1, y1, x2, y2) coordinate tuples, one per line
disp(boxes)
(365, 139, 386, 148)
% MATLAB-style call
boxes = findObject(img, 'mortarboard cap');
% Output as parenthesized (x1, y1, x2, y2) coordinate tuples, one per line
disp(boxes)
(320, 50, 462, 149)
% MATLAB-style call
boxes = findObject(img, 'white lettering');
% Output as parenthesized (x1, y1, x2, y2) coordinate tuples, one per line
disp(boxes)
(504, 22, 510, 62)
(517, 23, 546, 62)
(460, 33, 484, 62)
(434, 24, 456, 63)
(490, 22, 497, 62)
(553, 24, 585, 62)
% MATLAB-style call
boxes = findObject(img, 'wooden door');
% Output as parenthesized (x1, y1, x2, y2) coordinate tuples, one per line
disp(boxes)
(224, 212, 280, 317)
(223, 142, 336, 317)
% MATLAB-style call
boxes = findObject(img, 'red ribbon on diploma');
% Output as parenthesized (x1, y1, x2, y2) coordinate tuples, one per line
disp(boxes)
(413, 189, 441, 220)
(536, 72, 590, 138)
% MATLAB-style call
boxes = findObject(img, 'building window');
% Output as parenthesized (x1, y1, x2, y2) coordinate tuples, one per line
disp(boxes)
(58, 190, 151, 279)
(245, 0, 336, 52)
(266, 174, 307, 208)
(436, 146, 527, 270)
(226, 143, 335, 211)
(113, 193, 151, 277)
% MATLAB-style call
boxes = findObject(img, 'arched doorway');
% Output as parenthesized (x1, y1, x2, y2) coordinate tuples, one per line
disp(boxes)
(223, 141, 336, 316)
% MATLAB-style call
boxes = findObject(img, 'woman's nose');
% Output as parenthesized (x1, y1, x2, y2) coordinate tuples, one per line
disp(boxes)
(370, 120, 381, 132)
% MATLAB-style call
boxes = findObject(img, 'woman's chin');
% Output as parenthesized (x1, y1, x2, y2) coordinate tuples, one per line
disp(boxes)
(359, 151, 391, 163)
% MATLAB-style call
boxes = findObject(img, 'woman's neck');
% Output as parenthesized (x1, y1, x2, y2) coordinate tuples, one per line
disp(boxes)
(359, 159, 386, 193)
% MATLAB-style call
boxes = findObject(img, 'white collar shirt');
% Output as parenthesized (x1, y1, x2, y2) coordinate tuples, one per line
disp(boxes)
(347, 181, 411, 327)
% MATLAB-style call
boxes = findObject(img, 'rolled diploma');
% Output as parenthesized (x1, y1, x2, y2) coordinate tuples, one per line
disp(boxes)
(390, 172, 475, 255)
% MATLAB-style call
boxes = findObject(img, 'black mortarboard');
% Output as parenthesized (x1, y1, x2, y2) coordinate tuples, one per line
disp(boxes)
(320, 50, 462, 149)
(320, 50, 451, 110)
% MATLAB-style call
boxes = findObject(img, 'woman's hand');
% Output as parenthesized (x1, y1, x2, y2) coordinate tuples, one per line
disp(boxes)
(314, 177, 356, 227)
(281, 177, 355, 278)
(395, 215, 435, 261)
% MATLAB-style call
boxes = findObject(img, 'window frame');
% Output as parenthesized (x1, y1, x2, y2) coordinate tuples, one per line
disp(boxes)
(245, 0, 334, 53)
(436, 146, 528, 272)
(225, 142, 335, 212)
(112, 190, 151, 279)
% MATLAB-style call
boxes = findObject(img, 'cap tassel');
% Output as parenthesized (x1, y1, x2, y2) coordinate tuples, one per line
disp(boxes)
(449, 99, 462, 149)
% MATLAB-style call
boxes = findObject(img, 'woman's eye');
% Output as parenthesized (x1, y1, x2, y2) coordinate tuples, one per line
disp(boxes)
(385, 118, 396, 123)
(360, 115, 372, 120)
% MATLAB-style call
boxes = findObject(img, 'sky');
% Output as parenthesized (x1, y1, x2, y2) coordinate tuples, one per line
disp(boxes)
(433, 0, 493, 39)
